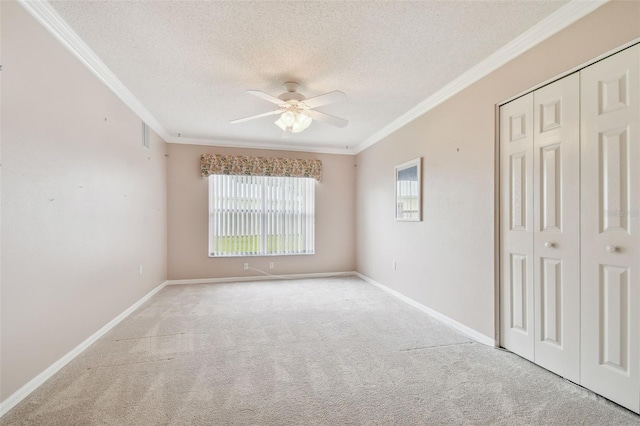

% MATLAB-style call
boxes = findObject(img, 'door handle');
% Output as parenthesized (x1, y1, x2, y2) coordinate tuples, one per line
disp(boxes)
(544, 241, 554, 248)
(605, 245, 617, 253)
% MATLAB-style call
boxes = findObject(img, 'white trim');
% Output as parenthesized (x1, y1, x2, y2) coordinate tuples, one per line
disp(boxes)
(18, 0, 607, 157)
(352, 0, 608, 154)
(494, 37, 640, 349)
(354, 272, 497, 347)
(494, 102, 502, 346)
(0, 271, 495, 417)
(498, 37, 640, 107)
(166, 271, 356, 285)
(0, 281, 168, 418)
(166, 136, 353, 156)
(16, 0, 171, 142)
(16, 0, 351, 156)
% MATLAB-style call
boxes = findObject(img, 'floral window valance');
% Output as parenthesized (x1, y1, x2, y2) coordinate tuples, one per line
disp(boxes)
(200, 154, 322, 182)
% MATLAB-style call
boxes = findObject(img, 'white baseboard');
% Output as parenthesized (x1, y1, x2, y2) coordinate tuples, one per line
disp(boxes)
(166, 271, 357, 285)
(354, 272, 497, 347)
(1, 271, 495, 418)
(0, 280, 168, 418)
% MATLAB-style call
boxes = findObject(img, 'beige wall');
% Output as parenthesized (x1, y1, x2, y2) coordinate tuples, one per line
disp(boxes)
(1, 2, 168, 400)
(2, 0, 638, 407)
(355, 0, 640, 340)
(167, 144, 355, 280)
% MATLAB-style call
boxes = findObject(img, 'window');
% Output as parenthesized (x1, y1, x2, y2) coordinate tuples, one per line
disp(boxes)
(209, 175, 315, 257)
(395, 158, 421, 221)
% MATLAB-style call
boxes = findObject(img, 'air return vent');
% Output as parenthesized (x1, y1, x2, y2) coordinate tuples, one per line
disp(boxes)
(142, 122, 150, 149)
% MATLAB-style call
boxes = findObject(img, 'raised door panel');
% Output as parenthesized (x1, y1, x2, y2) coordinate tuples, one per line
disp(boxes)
(500, 94, 535, 361)
(581, 45, 640, 414)
(533, 73, 581, 383)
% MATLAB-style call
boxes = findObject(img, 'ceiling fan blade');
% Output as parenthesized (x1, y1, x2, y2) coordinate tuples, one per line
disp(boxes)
(230, 109, 283, 124)
(301, 90, 347, 109)
(307, 109, 349, 128)
(247, 90, 285, 105)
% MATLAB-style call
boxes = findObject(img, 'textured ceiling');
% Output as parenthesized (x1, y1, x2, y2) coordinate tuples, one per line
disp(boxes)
(50, 0, 569, 152)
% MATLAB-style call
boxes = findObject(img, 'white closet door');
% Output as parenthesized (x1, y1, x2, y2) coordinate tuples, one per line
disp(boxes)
(581, 45, 640, 413)
(533, 73, 581, 383)
(500, 94, 535, 361)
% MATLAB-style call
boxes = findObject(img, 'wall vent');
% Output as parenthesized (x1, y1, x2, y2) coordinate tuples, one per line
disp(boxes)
(142, 122, 150, 149)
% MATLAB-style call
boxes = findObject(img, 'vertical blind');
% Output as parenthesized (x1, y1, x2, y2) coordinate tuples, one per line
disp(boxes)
(209, 175, 315, 257)
(396, 180, 420, 219)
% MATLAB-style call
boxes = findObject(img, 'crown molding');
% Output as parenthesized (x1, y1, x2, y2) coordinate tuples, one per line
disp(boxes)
(166, 135, 354, 155)
(20, 0, 607, 156)
(17, 0, 354, 156)
(352, 0, 609, 155)
(17, 0, 172, 141)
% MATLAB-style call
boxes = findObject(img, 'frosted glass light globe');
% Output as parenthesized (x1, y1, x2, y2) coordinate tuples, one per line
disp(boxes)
(281, 111, 295, 126)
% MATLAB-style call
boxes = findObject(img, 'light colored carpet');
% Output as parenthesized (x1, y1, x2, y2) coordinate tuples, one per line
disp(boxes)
(2, 276, 639, 425)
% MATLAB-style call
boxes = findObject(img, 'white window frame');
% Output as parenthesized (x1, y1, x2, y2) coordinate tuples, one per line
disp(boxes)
(208, 174, 315, 257)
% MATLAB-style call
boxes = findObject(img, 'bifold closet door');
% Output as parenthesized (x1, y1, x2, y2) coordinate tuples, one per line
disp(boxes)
(581, 45, 640, 413)
(500, 94, 535, 361)
(532, 74, 580, 383)
(500, 74, 581, 379)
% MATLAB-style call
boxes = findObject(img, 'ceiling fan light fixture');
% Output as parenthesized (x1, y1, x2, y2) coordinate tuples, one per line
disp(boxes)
(274, 117, 288, 131)
(233, 82, 347, 133)
(280, 111, 296, 127)
(295, 111, 312, 131)
(275, 109, 313, 133)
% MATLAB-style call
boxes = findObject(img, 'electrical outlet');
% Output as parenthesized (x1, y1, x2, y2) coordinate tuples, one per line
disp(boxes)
(269, 261, 274, 269)
(139, 264, 143, 276)
(243, 263, 249, 271)
(392, 260, 397, 270)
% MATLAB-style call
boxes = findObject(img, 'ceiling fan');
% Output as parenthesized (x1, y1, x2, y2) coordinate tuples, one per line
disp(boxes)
(230, 82, 348, 134)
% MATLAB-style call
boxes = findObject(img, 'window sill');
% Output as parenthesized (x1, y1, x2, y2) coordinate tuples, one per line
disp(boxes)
(208, 252, 315, 258)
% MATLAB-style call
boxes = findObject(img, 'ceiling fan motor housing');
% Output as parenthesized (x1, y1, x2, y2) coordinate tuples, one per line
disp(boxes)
(278, 82, 306, 103)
